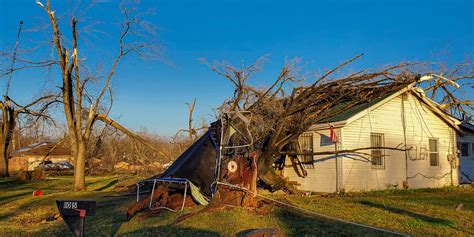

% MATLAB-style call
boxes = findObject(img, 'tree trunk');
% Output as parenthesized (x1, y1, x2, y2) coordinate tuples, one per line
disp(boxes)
(72, 142, 86, 191)
(1, 108, 15, 178)
(0, 144, 8, 177)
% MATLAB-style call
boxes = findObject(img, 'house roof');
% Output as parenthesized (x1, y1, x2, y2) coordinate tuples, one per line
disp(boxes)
(460, 123, 474, 133)
(319, 92, 394, 123)
(313, 85, 461, 132)
(10, 142, 71, 158)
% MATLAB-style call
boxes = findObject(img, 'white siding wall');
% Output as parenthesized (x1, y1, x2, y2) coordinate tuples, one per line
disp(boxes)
(341, 93, 458, 191)
(283, 129, 339, 193)
(457, 133, 474, 183)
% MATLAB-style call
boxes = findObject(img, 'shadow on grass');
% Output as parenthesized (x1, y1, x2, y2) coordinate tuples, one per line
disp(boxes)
(94, 179, 119, 191)
(0, 179, 41, 191)
(0, 190, 31, 205)
(120, 226, 219, 237)
(275, 209, 399, 236)
(0, 179, 27, 187)
(358, 200, 451, 225)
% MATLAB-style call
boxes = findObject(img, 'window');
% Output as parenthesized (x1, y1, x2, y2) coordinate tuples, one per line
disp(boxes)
(429, 138, 439, 166)
(299, 133, 314, 169)
(320, 134, 335, 146)
(370, 133, 384, 168)
(460, 143, 470, 157)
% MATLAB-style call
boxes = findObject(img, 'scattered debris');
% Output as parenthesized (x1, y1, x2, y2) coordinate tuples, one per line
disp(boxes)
(41, 213, 61, 223)
(128, 111, 260, 218)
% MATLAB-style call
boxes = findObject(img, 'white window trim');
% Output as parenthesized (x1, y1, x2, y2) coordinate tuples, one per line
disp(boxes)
(429, 138, 439, 166)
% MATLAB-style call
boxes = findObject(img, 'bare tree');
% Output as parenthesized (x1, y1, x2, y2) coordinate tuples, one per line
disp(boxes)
(37, 0, 163, 191)
(175, 97, 207, 142)
(0, 21, 57, 177)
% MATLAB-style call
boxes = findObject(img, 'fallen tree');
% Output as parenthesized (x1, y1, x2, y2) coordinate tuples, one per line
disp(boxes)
(202, 55, 472, 191)
(128, 55, 472, 218)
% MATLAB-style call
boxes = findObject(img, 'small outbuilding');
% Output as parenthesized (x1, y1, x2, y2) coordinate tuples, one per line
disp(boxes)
(9, 142, 72, 172)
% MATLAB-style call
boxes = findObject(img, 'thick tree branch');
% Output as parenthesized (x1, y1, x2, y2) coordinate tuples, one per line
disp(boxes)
(95, 114, 167, 158)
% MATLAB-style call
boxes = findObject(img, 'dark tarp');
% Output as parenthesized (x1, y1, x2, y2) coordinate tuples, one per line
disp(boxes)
(157, 124, 220, 197)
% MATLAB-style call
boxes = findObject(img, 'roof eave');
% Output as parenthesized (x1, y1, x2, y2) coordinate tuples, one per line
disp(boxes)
(309, 120, 347, 130)
(312, 83, 463, 133)
(410, 91, 462, 133)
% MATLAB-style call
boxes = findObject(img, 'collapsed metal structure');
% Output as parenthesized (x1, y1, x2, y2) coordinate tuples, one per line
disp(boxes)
(128, 111, 257, 217)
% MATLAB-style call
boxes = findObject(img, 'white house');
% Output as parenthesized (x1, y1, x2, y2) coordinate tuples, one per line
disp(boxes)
(283, 84, 463, 193)
(458, 123, 474, 183)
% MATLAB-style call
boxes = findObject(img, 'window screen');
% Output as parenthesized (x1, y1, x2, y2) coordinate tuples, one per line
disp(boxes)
(299, 133, 314, 169)
(371, 133, 384, 168)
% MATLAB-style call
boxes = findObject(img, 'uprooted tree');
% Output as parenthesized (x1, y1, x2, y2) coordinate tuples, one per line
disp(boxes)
(38, 0, 164, 191)
(204, 55, 473, 191)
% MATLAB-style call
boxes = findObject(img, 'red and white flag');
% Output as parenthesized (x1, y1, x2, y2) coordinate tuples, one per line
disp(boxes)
(330, 126, 338, 142)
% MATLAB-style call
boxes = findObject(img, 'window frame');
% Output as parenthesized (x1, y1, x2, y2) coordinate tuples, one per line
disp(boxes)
(472, 143, 474, 158)
(429, 138, 439, 166)
(459, 142, 470, 157)
(370, 133, 385, 169)
(299, 133, 314, 169)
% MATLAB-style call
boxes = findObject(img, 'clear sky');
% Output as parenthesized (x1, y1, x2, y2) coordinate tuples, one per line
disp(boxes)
(0, 0, 473, 136)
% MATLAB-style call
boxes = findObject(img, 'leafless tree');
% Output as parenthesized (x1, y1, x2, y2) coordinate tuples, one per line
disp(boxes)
(175, 97, 207, 142)
(0, 21, 57, 177)
(37, 0, 164, 191)
(86, 126, 187, 174)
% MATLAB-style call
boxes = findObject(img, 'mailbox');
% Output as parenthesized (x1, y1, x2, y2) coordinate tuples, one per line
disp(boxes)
(56, 200, 96, 237)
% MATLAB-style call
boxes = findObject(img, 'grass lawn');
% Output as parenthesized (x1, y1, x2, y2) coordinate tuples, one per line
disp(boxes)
(0, 175, 472, 236)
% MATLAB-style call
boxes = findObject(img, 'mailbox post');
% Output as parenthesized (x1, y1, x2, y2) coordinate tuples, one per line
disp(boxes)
(56, 200, 96, 237)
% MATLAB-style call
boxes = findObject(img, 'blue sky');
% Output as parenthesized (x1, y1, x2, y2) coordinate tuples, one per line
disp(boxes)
(0, 0, 473, 136)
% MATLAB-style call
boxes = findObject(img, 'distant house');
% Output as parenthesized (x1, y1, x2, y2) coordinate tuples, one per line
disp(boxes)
(283, 85, 463, 193)
(458, 123, 474, 183)
(9, 142, 72, 172)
